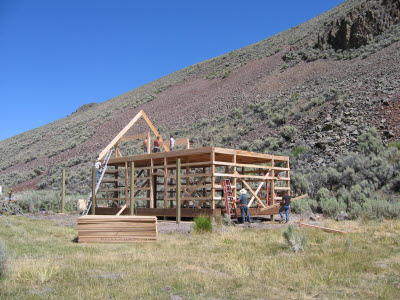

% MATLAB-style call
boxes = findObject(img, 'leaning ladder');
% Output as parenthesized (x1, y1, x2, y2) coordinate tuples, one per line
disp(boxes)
(223, 179, 237, 219)
(82, 150, 113, 215)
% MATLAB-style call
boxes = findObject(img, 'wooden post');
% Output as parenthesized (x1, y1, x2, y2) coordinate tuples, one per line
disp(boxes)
(233, 150, 237, 200)
(150, 159, 154, 208)
(130, 161, 134, 215)
(61, 168, 66, 213)
(164, 157, 168, 219)
(211, 150, 215, 210)
(91, 166, 96, 215)
(270, 159, 275, 221)
(147, 131, 151, 154)
(176, 158, 181, 224)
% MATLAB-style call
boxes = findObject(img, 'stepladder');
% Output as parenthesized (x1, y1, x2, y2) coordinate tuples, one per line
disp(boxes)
(222, 179, 237, 219)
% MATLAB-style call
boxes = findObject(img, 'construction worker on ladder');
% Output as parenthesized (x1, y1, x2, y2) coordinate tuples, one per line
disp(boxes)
(94, 160, 102, 183)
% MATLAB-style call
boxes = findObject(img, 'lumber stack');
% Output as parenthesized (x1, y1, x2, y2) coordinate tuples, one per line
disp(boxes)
(78, 215, 157, 243)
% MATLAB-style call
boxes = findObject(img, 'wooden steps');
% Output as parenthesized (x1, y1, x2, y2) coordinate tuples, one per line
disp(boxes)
(78, 215, 157, 243)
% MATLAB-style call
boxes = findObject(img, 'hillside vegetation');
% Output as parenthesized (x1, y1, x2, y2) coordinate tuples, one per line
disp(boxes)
(0, 0, 399, 219)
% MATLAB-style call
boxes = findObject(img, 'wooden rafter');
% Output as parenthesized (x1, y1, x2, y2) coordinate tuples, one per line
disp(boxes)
(97, 110, 169, 161)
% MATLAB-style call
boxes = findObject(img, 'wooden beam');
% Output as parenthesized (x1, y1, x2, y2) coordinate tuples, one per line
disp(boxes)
(176, 158, 181, 224)
(91, 166, 96, 215)
(298, 223, 348, 234)
(116, 204, 127, 216)
(119, 133, 148, 142)
(247, 181, 265, 207)
(240, 179, 266, 208)
(98, 110, 144, 160)
(160, 138, 189, 147)
(183, 176, 211, 196)
(130, 161, 134, 215)
(141, 111, 170, 152)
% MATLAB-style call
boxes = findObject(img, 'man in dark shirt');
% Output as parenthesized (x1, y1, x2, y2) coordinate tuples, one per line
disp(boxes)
(279, 191, 291, 223)
(238, 188, 252, 223)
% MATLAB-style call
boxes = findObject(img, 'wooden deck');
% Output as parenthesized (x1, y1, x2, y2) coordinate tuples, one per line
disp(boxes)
(92, 146, 290, 218)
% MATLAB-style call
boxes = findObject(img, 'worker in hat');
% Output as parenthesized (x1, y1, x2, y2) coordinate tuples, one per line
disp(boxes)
(238, 188, 252, 223)
(94, 160, 102, 183)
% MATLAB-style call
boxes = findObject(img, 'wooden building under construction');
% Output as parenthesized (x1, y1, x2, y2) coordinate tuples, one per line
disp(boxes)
(91, 111, 291, 218)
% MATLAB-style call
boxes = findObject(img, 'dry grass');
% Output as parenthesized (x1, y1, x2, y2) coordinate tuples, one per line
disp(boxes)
(0, 216, 399, 299)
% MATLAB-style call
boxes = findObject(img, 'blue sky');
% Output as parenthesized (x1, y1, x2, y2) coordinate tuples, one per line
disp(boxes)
(0, 0, 344, 141)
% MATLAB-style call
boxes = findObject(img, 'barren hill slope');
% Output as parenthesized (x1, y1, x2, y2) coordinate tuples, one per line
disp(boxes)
(0, 0, 399, 194)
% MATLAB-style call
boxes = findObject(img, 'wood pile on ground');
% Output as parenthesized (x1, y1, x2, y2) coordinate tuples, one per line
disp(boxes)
(78, 215, 157, 243)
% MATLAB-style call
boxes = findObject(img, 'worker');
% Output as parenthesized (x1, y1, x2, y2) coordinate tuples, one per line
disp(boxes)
(8, 188, 13, 201)
(143, 137, 148, 154)
(279, 191, 292, 223)
(238, 188, 252, 223)
(170, 135, 175, 151)
(94, 160, 102, 183)
(153, 136, 161, 153)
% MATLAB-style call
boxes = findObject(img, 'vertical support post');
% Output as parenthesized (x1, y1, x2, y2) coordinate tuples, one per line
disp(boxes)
(61, 168, 66, 213)
(150, 159, 154, 208)
(164, 157, 168, 219)
(176, 158, 181, 224)
(130, 161, 135, 215)
(91, 166, 96, 215)
(186, 138, 190, 149)
(233, 150, 237, 200)
(270, 159, 275, 221)
(147, 131, 151, 154)
(211, 150, 215, 210)
(186, 162, 190, 208)
(115, 141, 119, 158)
(125, 160, 129, 207)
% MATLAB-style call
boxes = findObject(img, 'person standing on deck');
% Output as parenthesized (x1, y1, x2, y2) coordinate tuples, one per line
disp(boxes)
(143, 137, 148, 154)
(279, 191, 291, 223)
(153, 136, 161, 153)
(238, 188, 252, 223)
(94, 160, 102, 183)
(170, 135, 175, 151)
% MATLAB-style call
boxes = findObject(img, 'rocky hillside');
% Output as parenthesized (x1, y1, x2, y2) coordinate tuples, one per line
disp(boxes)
(0, 0, 399, 196)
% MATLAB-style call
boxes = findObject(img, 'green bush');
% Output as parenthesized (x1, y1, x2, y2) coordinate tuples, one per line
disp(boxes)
(283, 225, 306, 253)
(358, 128, 385, 155)
(193, 216, 213, 233)
(291, 197, 317, 214)
(389, 140, 400, 150)
(280, 125, 298, 141)
(0, 238, 7, 278)
(292, 146, 307, 157)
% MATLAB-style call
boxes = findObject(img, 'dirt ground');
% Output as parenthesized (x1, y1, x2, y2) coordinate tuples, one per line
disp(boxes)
(26, 212, 324, 234)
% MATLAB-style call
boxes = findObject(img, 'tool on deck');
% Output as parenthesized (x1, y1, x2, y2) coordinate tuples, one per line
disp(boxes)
(222, 179, 237, 220)
(82, 150, 113, 215)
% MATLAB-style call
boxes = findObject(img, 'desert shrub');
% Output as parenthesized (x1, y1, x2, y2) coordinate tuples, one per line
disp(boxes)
(290, 173, 309, 195)
(193, 216, 213, 233)
(358, 127, 385, 155)
(263, 137, 279, 151)
(0, 238, 7, 278)
(292, 146, 307, 157)
(280, 125, 298, 141)
(325, 167, 341, 189)
(239, 141, 250, 150)
(362, 198, 400, 220)
(389, 140, 400, 150)
(283, 225, 306, 253)
(291, 197, 317, 214)
(16, 190, 85, 213)
(316, 188, 345, 217)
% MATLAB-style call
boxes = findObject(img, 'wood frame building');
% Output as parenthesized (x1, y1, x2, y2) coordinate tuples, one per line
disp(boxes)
(92, 111, 291, 218)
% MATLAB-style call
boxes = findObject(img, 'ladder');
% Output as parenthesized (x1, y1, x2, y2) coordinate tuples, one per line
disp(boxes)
(82, 150, 113, 215)
(222, 179, 237, 219)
